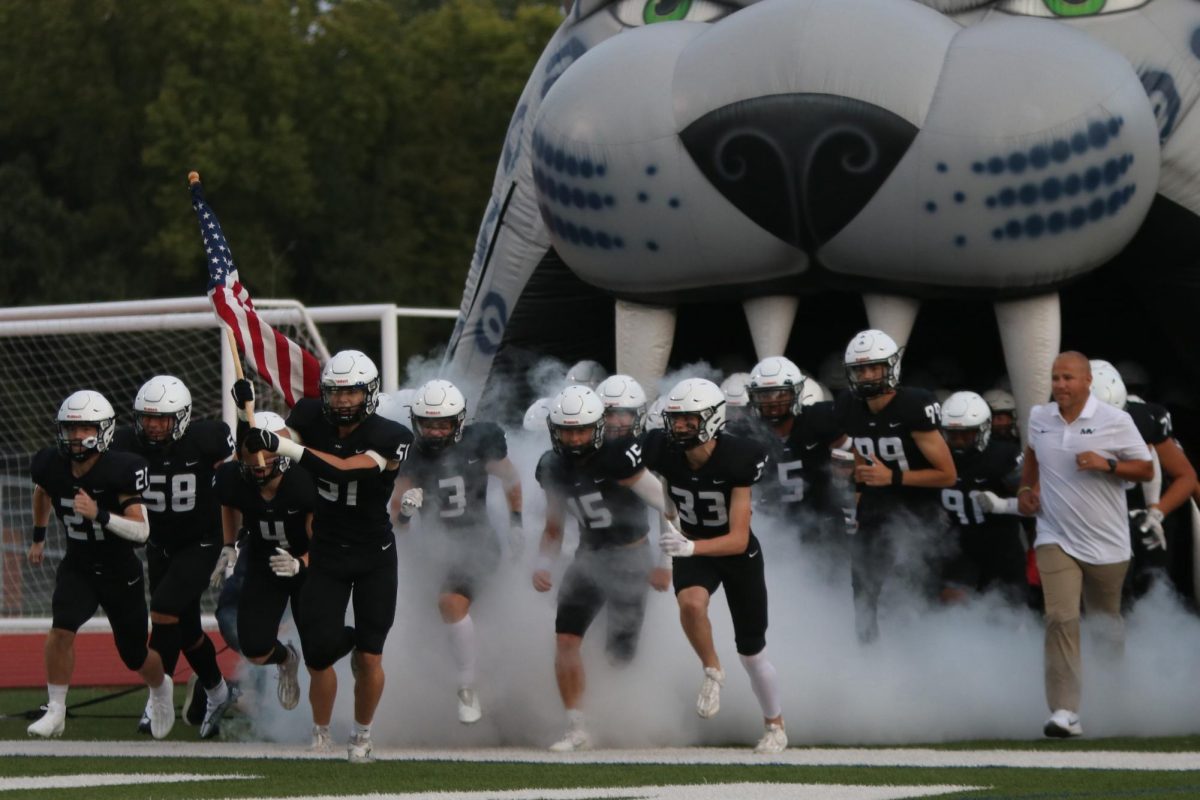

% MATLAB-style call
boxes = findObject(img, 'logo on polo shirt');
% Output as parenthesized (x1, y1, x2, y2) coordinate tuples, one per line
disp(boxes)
(1080, 428, 1095, 435)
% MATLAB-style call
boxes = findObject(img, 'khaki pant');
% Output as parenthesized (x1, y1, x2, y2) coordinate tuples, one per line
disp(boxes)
(1036, 544, 1128, 713)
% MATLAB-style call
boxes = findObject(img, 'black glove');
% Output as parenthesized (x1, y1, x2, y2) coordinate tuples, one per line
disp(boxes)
(231, 379, 255, 407)
(244, 427, 280, 454)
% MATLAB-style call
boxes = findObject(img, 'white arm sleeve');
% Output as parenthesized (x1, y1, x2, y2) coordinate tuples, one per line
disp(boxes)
(627, 469, 667, 512)
(1143, 447, 1163, 507)
(102, 505, 151, 544)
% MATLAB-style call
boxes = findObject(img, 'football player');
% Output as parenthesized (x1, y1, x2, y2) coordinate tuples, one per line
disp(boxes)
(595, 374, 649, 442)
(1090, 361, 1197, 603)
(642, 378, 787, 754)
(533, 385, 673, 751)
(720, 373, 753, 424)
(244, 350, 412, 763)
(391, 379, 522, 725)
(982, 388, 1018, 444)
(111, 375, 236, 739)
(744, 356, 848, 546)
(834, 330, 957, 644)
(26, 391, 175, 739)
(214, 411, 314, 714)
(565, 359, 608, 390)
(937, 391, 1027, 604)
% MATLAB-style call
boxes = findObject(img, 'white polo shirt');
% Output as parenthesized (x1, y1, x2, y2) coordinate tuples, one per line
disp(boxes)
(1028, 394, 1151, 564)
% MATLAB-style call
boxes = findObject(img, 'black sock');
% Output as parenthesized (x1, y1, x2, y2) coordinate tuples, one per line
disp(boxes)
(149, 623, 181, 678)
(264, 642, 288, 666)
(183, 634, 223, 690)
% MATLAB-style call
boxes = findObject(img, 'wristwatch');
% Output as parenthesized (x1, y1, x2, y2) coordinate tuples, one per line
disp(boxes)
(1106, 457, 1118, 473)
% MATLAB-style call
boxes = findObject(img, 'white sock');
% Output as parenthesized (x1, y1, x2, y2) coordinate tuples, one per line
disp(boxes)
(447, 615, 477, 688)
(205, 677, 228, 704)
(352, 720, 372, 738)
(47, 684, 67, 708)
(566, 708, 585, 730)
(739, 650, 783, 721)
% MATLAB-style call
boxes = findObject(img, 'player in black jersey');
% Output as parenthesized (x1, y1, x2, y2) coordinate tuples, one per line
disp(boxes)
(835, 330, 957, 644)
(26, 391, 176, 739)
(215, 411, 315, 715)
(982, 388, 1019, 444)
(643, 378, 787, 754)
(245, 350, 412, 763)
(392, 379, 522, 726)
(937, 391, 1027, 604)
(744, 356, 849, 547)
(533, 385, 673, 751)
(111, 375, 236, 739)
(595, 374, 649, 442)
(1089, 361, 1197, 603)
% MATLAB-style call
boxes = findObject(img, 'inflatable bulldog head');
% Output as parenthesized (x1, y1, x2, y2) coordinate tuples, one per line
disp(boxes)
(445, 0, 1200, 436)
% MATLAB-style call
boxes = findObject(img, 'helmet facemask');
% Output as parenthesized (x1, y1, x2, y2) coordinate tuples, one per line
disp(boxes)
(58, 421, 112, 462)
(602, 407, 644, 440)
(664, 406, 722, 450)
(549, 418, 605, 459)
(748, 385, 799, 422)
(846, 355, 901, 399)
(321, 379, 379, 426)
(414, 412, 465, 453)
(134, 408, 190, 448)
(240, 452, 289, 486)
(941, 421, 991, 455)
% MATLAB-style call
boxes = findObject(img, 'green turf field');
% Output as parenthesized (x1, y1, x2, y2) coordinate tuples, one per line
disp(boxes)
(3, 687, 1199, 800)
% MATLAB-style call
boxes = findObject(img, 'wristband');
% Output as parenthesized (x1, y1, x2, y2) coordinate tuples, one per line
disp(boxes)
(32, 526, 47, 544)
(509, 511, 523, 527)
(1017, 486, 1033, 496)
(95, 508, 111, 527)
(274, 436, 306, 462)
(891, 468, 903, 487)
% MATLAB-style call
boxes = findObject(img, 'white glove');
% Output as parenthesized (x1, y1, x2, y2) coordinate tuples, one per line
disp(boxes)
(209, 545, 237, 589)
(1131, 507, 1167, 551)
(842, 508, 858, 536)
(975, 490, 1020, 515)
(659, 520, 695, 558)
(400, 488, 423, 518)
(269, 546, 302, 577)
(507, 524, 525, 561)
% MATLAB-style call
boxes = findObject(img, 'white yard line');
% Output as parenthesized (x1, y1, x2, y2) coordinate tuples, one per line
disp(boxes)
(4, 741, 1200, 771)
(239, 785, 981, 800)
(0, 772, 254, 792)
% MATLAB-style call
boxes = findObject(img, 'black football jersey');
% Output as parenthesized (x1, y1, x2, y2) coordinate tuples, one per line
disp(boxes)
(642, 429, 767, 542)
(744, 402, 844, 514)
(215, 461, 316, 563)
(941, 439, 1022, 535)
(111, 419, 234, 548)
(834, 386, 941, 504)
(400, 423, 507, 532)
(1125, 400, 1172, 510)
(286, 397, 412, 545)
(30, 447, 150, 564)
(535, 436, 648, 550)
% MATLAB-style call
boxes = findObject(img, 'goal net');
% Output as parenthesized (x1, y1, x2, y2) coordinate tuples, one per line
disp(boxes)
(0, 298, 330, 621)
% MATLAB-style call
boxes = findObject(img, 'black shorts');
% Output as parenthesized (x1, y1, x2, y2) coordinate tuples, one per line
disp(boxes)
(944, 525, 1026, 594)
(300, 534, 398, 666)
(672, 533, 768, 656)
(237, 561, 305, 660)
(556, 541, 653, 663)
(52, 556, 149, 671)
(435, 529, 502, 601)
(147, 540, 221, 640)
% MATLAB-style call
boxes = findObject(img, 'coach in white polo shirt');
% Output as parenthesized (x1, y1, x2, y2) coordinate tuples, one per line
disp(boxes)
(1018, 351, 1152, 739)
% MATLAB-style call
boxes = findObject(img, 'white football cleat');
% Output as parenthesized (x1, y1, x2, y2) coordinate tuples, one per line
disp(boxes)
(27, 703, 66, 738)
(199, 680, 239, 740)
(754, 722, 788, 754)
(347, 732, 374, 763)
(277, 642, 301, 711)
(310, 725, 333, 753)
(457, 687, 482, 725)
(696, 666, 725, 719)
(149, 675, 176, 740)
(1043, 709, 1083, 738)
(548, 726, 592, 752)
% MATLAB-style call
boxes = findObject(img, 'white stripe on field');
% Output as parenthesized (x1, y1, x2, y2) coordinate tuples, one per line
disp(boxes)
(0, 773, 255, 792)
(2, 741, 1198, 771)
(239, 784, 980, 800)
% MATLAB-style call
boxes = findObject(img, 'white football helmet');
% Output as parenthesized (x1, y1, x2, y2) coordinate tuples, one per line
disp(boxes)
(565, 360, 608, 389)
(940, 391, 992, 454)
(720, 373, 752, 408)
(134, 375, 193, 446)
(1090, 360, 1127, 410)
(375, 388, 415, 428)
(748, 356, 805, 420)
(240, 411, 292, 485)
(662, 378, 726, 449)
(320, 350, 380, 425)
(411, 379, 467, 451)
(981, 388, 1016, 415)
(57, 390, 116, 461)
(523, 397, 552, 432)
(548, 385, 605, 458)
(800, 379, 828, 406)
(644, 396, 667, 431)
(844, 329, 902, 399)
(595, 374, 647, 438)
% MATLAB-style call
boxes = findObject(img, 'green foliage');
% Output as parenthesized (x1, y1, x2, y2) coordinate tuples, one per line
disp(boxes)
(0, 0, 561, 355)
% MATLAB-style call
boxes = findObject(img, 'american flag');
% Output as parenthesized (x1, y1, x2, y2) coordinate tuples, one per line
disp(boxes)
(190, 175, 321, 407)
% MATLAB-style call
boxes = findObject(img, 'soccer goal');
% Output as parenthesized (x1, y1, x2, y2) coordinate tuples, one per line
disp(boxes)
(0, 297, 455, 623)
